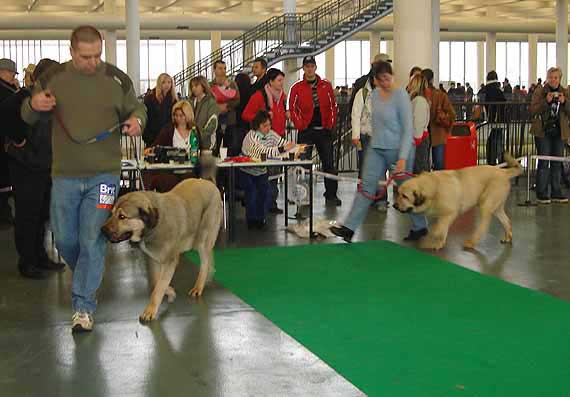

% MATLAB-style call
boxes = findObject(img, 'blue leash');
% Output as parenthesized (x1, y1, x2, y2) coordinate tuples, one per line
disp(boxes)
(54, 108, 128, 144)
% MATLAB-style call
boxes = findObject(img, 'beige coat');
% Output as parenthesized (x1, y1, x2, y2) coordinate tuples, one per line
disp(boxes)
(530, 85, 570, 139)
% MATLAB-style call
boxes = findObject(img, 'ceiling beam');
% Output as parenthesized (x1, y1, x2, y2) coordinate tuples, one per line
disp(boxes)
(90, 1, 105, 13)
(153, 0, 182, 13)
(27, 0, 40, 12)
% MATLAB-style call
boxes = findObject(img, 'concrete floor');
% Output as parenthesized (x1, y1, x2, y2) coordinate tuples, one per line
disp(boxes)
(0, 177, 568, 397)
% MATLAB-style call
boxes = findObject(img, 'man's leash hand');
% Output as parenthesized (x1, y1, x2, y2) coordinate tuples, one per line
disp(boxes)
(122, 117, 142, 136)
(31, 90, 56, 112)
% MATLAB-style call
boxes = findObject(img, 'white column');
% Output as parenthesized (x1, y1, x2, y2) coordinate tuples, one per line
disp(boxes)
(477, 41, 485, 88)
(211, 31, 222, 53)
(386, 40, 394, 61)
(369, 31, 381, 60)
(556, 0, 568, 85)
(485, 32, 496, 76)
(126, 0, 140, 95)
(284, 58, 300, 97)
(528, 34, 538, 85)
(283, 0, 296, 13)
(393, 0, 432, 85)
(431, 0, 440, 84)
(325, 47, 335, 82)
(104, 0, 117, 65)
(243, 40, 254, 65)
(186, 40, 195, 67)
(104, 30, 117, 66)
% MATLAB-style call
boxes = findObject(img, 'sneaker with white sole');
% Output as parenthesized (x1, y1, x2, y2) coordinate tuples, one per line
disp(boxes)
(552, 196, 569, 203)
(72, 312, 94, 333)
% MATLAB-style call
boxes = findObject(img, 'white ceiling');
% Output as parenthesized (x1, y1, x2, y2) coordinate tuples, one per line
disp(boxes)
(1, 0, 566, 21)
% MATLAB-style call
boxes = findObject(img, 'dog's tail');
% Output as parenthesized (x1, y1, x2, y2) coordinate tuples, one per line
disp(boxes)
(503, 152, 523, 178)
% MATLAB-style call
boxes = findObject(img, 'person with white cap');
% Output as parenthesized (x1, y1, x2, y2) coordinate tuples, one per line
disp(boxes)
(23, 64, 35, 88)
(350, 53, 392, 211)
(0, 58, 19, 225)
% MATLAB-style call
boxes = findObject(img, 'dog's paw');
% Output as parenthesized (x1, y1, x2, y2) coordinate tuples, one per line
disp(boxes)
(420, 236, 444, 250)
(500, 238, 513, 245)
(463, 240, 477, 249)
(165, 286, 176, 303)
(188, 285, 204, 298)
(139, 305, 158, 322)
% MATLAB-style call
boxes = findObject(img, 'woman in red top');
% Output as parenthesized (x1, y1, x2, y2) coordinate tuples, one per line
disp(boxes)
(242, 68, 289, 136)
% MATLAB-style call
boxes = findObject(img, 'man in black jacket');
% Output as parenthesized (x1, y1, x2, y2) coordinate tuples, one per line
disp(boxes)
(0, 58, 19, 225)
(2, 58, 63, 279)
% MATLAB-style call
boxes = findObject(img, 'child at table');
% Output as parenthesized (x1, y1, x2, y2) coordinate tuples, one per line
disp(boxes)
(240, 110, 295, 229)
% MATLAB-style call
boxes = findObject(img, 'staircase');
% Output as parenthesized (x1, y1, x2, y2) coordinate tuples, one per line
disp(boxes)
(173, 0, 393, 94)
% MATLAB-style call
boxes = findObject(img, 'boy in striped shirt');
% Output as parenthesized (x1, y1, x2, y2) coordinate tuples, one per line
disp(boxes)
(240, 110, 295, 229)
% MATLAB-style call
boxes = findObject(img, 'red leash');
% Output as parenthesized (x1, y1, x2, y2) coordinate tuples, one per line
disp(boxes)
(357, 171, 416, 201)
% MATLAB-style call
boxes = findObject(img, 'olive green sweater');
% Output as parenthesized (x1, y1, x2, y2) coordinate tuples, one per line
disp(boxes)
(21, 61, 147, 178)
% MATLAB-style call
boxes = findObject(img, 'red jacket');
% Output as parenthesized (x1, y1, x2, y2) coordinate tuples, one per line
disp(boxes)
(242, 90, 287, 136)
(288, 74, 337, 131)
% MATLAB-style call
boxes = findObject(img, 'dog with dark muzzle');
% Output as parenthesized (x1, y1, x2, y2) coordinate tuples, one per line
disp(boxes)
(101, 178, 222, 322)
(394, 153, 522, 250)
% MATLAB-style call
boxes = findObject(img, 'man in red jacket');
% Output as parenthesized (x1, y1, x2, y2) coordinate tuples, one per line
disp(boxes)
(289, 55, 340, 206)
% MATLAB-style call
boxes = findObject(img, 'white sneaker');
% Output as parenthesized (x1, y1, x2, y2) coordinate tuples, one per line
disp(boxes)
(72, 312, 94, 333)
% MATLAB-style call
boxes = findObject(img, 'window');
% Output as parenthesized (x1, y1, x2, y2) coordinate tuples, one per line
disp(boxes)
(439, 41, 450, 82)
(464, 42, 478, 88)
(334, 40, 370, 87)
(450, 41, 465, 84)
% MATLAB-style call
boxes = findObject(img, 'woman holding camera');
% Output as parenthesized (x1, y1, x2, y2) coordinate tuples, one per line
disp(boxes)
(530, 67, 570, 204)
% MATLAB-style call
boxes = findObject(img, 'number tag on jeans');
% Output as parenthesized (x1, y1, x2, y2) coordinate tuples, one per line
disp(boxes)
(97, 183, 116, 209)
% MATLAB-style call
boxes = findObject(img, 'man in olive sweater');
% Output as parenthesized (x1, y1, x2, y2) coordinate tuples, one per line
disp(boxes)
(21, 26, 147, 333)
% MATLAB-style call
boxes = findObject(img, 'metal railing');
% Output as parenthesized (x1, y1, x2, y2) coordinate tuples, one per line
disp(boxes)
(172, 0, 393, 95)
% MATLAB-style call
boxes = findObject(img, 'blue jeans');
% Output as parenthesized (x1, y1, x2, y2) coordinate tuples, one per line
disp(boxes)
(432, 144, 445, 170)
(357, 134, 372, 178)
(51, 173, 120, 314)
(535, 135, 564, 198)
(239, 171, 270, 223)
(344, 147, 428, 233)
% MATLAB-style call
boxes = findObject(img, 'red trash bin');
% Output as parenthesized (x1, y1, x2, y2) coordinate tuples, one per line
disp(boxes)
(444, 122, 477, 170)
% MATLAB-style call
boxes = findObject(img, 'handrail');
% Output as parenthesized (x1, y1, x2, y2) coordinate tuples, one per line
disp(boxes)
(173, 0, 393, 94)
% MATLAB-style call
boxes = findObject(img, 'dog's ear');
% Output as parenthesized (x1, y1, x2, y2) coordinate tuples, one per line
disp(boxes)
(413, 191, 426, 207)
(139, 206, 159, 229)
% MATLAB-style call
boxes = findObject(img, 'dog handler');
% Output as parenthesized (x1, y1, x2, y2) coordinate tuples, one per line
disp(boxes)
(21, 26, 147, 332)
(331, 62, 428, 242)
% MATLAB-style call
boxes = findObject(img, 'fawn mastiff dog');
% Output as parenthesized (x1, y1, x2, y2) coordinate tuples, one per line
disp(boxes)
(394, 153, 522, 250)
(101, 178, 222, 321)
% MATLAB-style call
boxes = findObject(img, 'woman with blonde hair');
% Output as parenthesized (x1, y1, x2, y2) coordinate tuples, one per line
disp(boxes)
(190, 75, 219, 152)
(408, 74, 431, 173)
(146, 100, 196, 192)
(143, 73, 178, 147)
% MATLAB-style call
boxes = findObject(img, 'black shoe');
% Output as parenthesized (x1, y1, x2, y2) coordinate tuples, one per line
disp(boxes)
(19, 266, 49, 280)
(38, 258, 66, 272)
(330, 225, 354, 243)
(269, 207, 284, 214)
(404, 228, 428, 241)
(255, 220, 267, 229)
(325, 196, 342, 206)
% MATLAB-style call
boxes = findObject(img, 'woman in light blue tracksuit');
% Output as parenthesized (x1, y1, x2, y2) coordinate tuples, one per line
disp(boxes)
(331, 61, 428, 242)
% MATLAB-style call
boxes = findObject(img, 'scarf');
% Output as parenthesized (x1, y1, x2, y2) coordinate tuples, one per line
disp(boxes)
(264, 84, 283, 110)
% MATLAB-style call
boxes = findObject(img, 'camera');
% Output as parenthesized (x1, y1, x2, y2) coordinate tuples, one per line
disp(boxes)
(145, 146, 187, 163)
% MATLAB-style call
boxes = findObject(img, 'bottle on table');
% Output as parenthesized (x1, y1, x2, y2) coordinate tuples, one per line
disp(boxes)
(188, 127, 200, 165)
